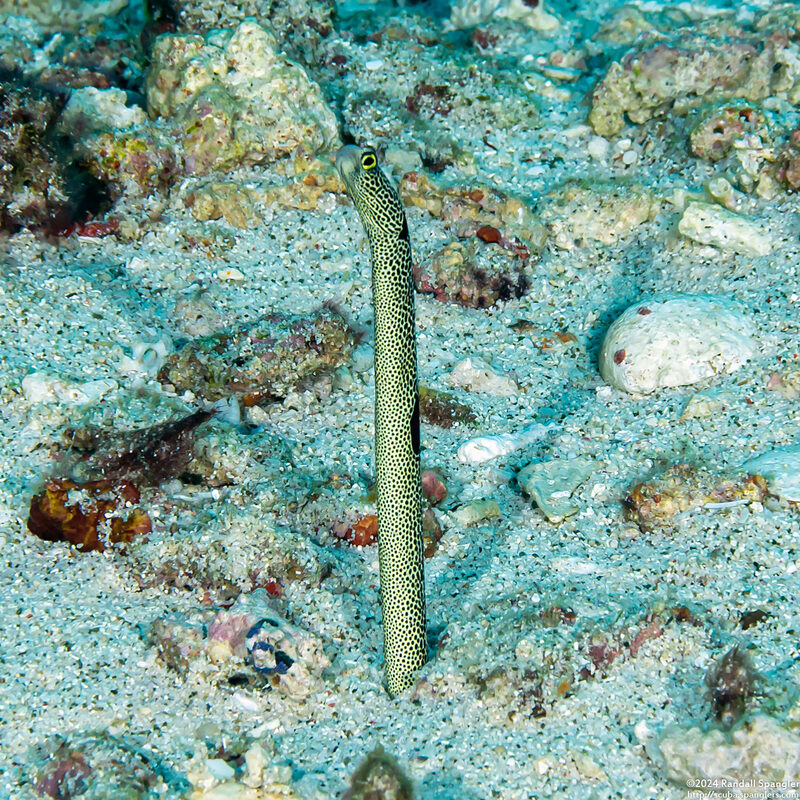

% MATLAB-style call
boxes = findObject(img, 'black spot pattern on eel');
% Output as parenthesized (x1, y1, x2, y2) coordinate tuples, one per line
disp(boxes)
(337, 145, 426, 696)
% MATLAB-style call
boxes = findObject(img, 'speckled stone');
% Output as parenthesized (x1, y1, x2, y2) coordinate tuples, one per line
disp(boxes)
(599, 295, 756, 394)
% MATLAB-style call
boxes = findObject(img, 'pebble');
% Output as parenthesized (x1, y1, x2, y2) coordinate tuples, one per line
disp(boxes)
(740, 447, 800, 501)
(457, 422, 556, 464)
(453, 498, 501, 526)
(517, 456, 597, 521)
(678, 201, 771, 255)
(365, 58, 384, 70)
(599, 294, 756, 394)
(449, 356, 518, 396)
(22, 373, 118, 405)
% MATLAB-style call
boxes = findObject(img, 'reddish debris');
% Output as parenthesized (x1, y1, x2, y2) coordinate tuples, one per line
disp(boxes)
(476, 224, 502, 244)
(421, 470, 447, 505)
(405, 82, 454, 117)
(614, 349, 626, 364)
(333, 514, 379, 547)
(28, 478, 152, 552)
(588, 639, 619, 670)
(629, 620, 664, 656)
(36, 753, 92, 799)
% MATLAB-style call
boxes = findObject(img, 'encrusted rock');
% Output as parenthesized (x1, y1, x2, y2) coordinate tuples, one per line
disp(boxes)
(624, 463, 767, 531)
(449, 0, 559, 31)
(599, 295, 756, 394)
(543, 180, 656, 249)
(651, 715, 800, 790)
(448, 356, 518, 396)
(0, 0, 128, 32)
(74, 127, 179, 199)
(186, 182, 258, 228)
(60, 87, 147, 135)
(400, 171, 547, 257)
(689, 102, 772, 163)
(159, 306, 355, 404)
(414, 240, 527, 308)
(27, 478, 152, 552)
(0, 79, 88, 231)
(589, 21, 786, 137)
(151, 0, 334, 64)
(146, 21, 340, 173)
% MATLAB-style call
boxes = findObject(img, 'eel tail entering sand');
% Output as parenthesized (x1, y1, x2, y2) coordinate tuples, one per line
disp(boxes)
(336, 144, 427, 697)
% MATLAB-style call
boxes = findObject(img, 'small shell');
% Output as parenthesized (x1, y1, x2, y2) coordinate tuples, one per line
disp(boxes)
(457, 422, 556, 464)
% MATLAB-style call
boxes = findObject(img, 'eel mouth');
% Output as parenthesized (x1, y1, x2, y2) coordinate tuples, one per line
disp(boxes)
(336, 144, 361, 185)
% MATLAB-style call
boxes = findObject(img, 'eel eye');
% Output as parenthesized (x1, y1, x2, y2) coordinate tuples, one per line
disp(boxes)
(361, 152, 377, 170)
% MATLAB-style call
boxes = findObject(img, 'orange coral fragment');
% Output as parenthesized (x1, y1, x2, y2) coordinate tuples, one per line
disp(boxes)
(28, 478, 151, 552)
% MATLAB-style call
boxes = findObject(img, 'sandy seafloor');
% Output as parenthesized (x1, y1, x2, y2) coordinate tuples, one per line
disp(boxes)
(2, 0, 800, 797)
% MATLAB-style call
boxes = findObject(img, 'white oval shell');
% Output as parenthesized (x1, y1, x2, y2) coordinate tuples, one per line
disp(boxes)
(599, 294, 756, 394)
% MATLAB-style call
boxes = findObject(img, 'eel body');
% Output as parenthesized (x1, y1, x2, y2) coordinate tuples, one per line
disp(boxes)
(336, 145, 426, 696)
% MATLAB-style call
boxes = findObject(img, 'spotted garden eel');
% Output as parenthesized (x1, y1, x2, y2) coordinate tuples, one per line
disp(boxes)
(337, 145, 426, 696)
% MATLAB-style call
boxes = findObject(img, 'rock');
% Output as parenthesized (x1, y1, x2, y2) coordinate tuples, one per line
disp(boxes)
(777, 127, 800, 191)
(159, 306, 355, 404)
(27, 478, 152, 552)
(688, 102, 771, 163)
(740, 447, 800, 502)
(418, 386, 477, 429)
(624, 463, 767, 531)
(0, 79, 93, 232)
(414, 240, 527, 307)
(237, 590, 330, 698)
(651, 715, 800, 790)
(342, 746, 414, 800)
(449, 0, 560, 31)
(599, 295, 756, 394)
(543, 180, 656, 249)
(187, 182, 258, 228)
(74, 127, 179, 199)
(589, 21, 782, 137)
(146, 21, 340, 173)
(0, 0, 128, 32)
(399, 171, 547, 258)
(150, 0, 335, 65)
(448, 356, 518, 396)
(453, 498, 501, 526)
(60, 87, 146, 135)
(29, 730, 189, 799)
(678, 201, 771, 256)
(517, 457, 597, 522)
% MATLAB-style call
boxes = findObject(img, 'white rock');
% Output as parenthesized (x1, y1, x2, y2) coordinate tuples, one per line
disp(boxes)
(599, 294, 756, 394)
(27, 376, 117, 405)
(457, 422, 555, 464)
(453, 499, 501, 526)
(652, 715, 800, 788)
(740, 447, 800, 501)
(119, 341, 170, 377)
(60, 87, 146, 135)
(678, 201, 771, 255)
(21, 372, 57, 403)
(449, 356, 517, 396)
(450, 0, 559, 30)
(54, 378, 117, 404)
